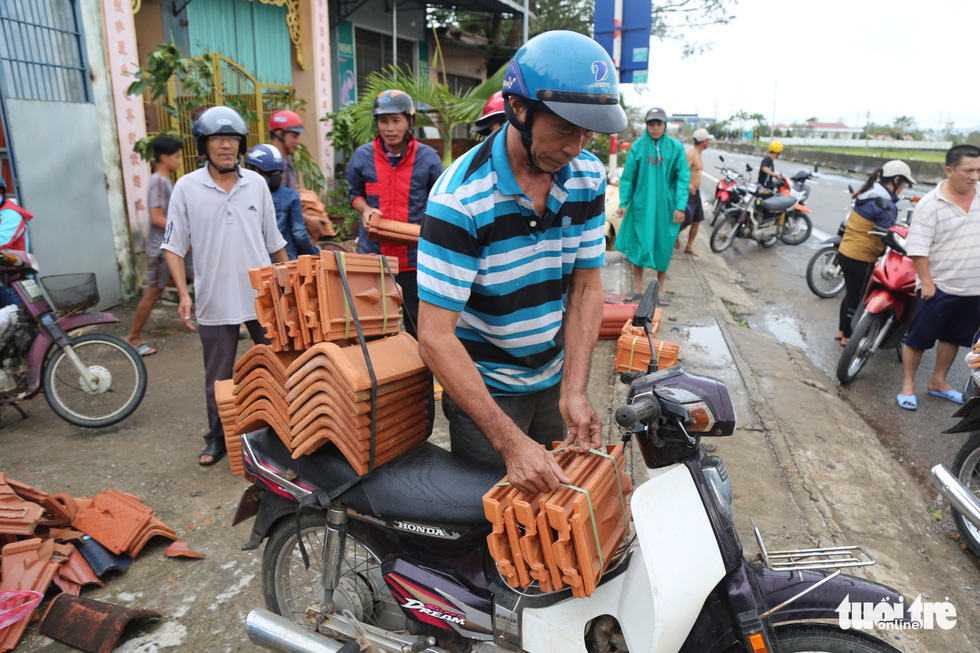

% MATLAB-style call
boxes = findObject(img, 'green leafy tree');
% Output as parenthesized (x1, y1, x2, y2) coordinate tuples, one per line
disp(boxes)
(126, 42, 215, 162)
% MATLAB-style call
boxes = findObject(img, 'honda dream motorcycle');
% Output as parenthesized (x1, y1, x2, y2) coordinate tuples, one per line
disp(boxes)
(236, 282, 908, 653)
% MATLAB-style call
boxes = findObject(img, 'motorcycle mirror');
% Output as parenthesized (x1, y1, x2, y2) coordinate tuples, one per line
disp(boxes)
(719, 155, 725, 162)
(848, 185, 854, 194)
(745, 164, 753, 172)
(632, 280, 661, 327)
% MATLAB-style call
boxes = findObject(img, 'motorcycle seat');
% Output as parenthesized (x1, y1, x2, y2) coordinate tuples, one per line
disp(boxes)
(244, 429, 502, 525)
(759, 195, 798, 212)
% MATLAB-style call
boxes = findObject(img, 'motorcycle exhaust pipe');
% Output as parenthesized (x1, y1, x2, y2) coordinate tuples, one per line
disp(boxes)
(246, 609, 354, 653)
(930, 464, 980, 530)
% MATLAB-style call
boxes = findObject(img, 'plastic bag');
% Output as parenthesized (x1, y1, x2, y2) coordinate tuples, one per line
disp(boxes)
(0, 590, 43, 631)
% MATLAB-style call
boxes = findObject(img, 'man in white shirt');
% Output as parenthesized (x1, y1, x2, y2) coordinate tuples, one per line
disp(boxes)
(162, 106, 288, 464)
(898, 145, 980, 410)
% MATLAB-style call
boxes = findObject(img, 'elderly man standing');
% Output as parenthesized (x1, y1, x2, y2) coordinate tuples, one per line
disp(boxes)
(677, 128, 714, 256)
(615, 107, 690, 305)
(416, 31, 626, 495)
(163, 106, 288, 465)
(897, 144, 980, 410)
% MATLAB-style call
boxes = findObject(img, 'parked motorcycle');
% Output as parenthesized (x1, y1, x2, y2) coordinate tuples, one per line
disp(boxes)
(709, 181, 810, 253)
(835, 225, 916, 384)
(238, 281, 906, 653)
(0, 250, 147, 427)
(932, 377, 980, 556)
(709, 157, 751, 226)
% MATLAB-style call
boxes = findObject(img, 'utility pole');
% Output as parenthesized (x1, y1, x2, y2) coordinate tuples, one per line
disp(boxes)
(523, 0, 529, 43)
(391, 0, 397, 77)
(865, 110, 870, 155)
(770, 81, 777, 142)
(607, 0, 623, 176)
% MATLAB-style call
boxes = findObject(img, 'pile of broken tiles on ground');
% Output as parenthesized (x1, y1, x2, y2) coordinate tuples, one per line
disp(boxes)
(216, 251, 431, 476)
(0, 473, 200, 651)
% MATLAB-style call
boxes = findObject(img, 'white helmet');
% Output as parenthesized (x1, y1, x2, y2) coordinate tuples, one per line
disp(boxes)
(882, 160, 915, 185)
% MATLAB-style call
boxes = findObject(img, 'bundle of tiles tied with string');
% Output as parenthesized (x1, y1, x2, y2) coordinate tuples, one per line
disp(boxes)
(482, 444, 631, 599)
(216, 252, 430, 476)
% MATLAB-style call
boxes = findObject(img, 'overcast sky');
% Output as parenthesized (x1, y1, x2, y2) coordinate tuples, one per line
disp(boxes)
(621, 0, 980, 132)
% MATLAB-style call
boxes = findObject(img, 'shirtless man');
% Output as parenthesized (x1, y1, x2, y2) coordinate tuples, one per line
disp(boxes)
(677, 128, 713, 256)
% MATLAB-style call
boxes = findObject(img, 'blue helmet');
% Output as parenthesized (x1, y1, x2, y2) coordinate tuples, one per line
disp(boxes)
(503, 30, 626, 134)
(245, 144, 285, 172)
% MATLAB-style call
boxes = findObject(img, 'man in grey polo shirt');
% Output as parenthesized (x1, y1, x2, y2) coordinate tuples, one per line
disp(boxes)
(162, 106, 288, 465)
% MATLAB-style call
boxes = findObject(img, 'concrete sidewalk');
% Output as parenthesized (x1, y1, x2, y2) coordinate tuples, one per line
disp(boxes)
(603, 231, 978, 652)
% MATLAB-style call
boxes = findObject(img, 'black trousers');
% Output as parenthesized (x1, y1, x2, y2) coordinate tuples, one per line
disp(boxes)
(199, 321, 269, 448)
(396, 270, 419, 339)
(838, 253, 875, 337)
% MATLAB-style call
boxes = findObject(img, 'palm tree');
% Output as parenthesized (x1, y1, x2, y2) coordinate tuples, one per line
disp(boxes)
(351, 64, 507, 167)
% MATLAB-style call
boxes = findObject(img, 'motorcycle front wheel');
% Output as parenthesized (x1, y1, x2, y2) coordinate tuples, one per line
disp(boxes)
(836, 312, 886, 384)
(779, 210, 813, 245)
(951, 431, 980, 557)
(710, 216, 740, 253)
(776, 624, 901, 652)
(262, 513, 407, 632)
(807, 246, 845, 298)
(42, 334, 147, 428)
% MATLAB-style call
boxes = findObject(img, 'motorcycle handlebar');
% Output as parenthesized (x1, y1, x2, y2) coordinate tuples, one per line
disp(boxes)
(615, 394, 660, 428)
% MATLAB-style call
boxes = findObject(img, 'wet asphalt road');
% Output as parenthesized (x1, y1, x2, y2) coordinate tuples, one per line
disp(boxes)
(698, 147, 970, 487)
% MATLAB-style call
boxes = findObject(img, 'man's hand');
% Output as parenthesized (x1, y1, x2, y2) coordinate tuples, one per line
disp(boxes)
(361, 207, 382, 227)
(502, 434, 570, 495)
(177, 293, 196, 331)
(616, 207, 625, 218)
(921, 282, 937, 301)
(689, 184, 696, 195)
(971, 342, 980, 370)
(559, 393, 602, 451)
(673, 209, 685, 224)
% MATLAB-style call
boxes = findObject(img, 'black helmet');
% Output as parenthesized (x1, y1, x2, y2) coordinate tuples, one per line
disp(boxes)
(372, 90, 416, 127)
(192, 106, 248, 157)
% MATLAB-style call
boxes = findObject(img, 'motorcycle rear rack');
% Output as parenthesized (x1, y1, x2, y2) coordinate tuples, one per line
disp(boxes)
(751, 518, 875, 573)
(751, 519, 876, 620)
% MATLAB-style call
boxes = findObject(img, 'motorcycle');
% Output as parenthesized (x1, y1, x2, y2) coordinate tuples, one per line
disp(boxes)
(237, 281, 906, 653)
(932, 375, 980, 556)
(772, 170, 815, 245)
(708, 181, 809, 253)
(835, 225, 916, 384)
(806, 190, 920, 300)
(708, 157, 751, 227)
(0, 250, 147, 428)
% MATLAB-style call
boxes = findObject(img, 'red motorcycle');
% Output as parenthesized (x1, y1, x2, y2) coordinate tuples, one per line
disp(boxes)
(0, 250, 147, 427)
(836, 225, 916, 384)
(709, 156, 750, 226)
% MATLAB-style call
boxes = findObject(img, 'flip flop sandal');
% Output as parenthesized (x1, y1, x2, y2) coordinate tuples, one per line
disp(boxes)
(135, 344, 157, 357)
(198, 442, 227, 467)
(929, 389, 964, 404)
(657, 295, 672, 306)
(896, 394, 917, 410)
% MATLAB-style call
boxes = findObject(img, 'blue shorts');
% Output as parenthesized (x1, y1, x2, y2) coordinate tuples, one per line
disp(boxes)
(904, 287, 980, 350)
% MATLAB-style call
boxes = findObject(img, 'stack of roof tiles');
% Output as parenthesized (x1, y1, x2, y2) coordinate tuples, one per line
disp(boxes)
(251, 251, 402, 352)
(482, 445, 631, 599)
(297, 189, 337, 241)
(615, 320, 679, 373)
(224, 253, 430, 476)
(365, 214, 421, 247)
(0, 475, 185, 651)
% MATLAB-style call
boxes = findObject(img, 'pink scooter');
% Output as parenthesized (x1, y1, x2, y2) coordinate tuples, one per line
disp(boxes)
(0, 250, 146, 427)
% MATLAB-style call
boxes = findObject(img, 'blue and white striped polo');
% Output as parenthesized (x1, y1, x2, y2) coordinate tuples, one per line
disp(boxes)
(418, 125, 606, 394)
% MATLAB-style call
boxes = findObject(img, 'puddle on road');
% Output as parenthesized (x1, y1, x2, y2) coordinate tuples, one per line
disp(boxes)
(681, 321, 736, 370)
(762, 314, 808, 351)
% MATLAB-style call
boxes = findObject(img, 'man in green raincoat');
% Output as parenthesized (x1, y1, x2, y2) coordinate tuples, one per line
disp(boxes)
(615, 107, 690, 305)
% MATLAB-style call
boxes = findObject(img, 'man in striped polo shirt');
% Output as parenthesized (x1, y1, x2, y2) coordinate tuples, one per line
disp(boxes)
(898, 145, 980, 410)
(417, 31, 627, 494)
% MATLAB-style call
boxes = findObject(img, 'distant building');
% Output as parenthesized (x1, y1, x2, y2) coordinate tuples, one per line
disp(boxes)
(804, 121, 862, 139)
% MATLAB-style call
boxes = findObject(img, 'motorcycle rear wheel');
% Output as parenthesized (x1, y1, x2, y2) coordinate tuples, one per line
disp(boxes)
(776, 624, 901, 652)
(806, 246, 845, 298)
(779, 210, 813, 245)
(262, 513, 406, 632)
(951, 431, 980, 557)
(710, 216, 739, 253)
(836, 312, 886, 385)
(42, 334, 147, 428)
